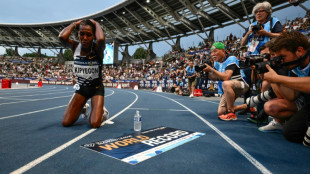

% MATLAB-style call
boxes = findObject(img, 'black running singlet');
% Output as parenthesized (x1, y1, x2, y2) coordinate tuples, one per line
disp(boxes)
(73, 43, 102, 86)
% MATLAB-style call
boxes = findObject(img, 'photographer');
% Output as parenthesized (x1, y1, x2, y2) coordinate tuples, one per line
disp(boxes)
(203, 42, 249, 121)
(186, 60, 197, 98)
(263, 31, 310, 146)
(244, 43, 274, 124)
(173, 77, 184, 95)
(241, 1, 283, 55)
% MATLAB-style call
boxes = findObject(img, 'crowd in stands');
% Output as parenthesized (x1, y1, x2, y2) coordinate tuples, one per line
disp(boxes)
(0, 56, 72, 80)
(0, 15, 309, 84)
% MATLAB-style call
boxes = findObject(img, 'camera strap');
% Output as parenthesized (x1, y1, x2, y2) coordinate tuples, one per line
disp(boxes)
(281, 49, 310, 67)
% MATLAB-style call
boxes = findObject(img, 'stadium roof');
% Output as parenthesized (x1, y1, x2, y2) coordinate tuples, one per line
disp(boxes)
(0, 0, 294, 52)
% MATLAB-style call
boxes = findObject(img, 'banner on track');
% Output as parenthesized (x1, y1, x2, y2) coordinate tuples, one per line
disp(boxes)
(81, 127, 205, 165)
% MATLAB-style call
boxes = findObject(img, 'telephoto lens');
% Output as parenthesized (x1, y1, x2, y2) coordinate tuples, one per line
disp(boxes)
(303, 126, 310, 148)
(246, 89, 276, 107)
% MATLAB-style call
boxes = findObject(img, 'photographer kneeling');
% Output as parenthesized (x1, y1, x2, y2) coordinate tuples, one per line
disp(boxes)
(262, 31, 310, 147)
(203, 42, 249, 121)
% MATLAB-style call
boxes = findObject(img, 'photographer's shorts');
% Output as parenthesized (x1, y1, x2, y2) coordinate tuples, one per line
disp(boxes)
(283, 104, 310, 143)
(188, 78, 197, 87)
(219, 80, 249, 107)
(75, 84, 105, 99)
(295, 95, 306, 111)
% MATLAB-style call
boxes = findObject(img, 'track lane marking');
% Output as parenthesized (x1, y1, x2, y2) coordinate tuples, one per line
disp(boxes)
(129, 108, 188, 112)
(151, 92, 272, 174)
(0, 90, 115, 120)
(10, 90, 137, 174)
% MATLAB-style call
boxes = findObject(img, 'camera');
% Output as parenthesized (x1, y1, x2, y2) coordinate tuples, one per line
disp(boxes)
(240, 54, 283, 74)
(246, 88, 276, 107)
(252, 24, 263, 34)
(239, 53, 270, 69)
(255, 56, 283, 74)
(195, 59, 212, 72)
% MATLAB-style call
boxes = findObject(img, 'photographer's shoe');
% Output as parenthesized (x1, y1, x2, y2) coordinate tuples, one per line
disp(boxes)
(303, 126, 310, 148)
(258, 119, 282, 133)
(238, 109, 248, 115)
(247, 116, 268, 124)
(218, 112, 237, 121)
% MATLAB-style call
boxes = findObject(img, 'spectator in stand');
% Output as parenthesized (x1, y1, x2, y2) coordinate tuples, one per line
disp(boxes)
(59, 19, 108, 128)
(241, 1, 283, 55)
(186, 60, 197, 98)
(203, 42, 249, 121)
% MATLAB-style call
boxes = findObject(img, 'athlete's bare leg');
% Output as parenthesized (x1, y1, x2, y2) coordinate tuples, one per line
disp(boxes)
(62, 93, 87, 127)
(89, 95, 104, 128)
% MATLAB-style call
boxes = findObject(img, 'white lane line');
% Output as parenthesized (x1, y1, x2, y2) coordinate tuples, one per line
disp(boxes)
(129, 108, 188, 112)
(152, 93, 272, 174)
(0, 91, 115, 120)
(0, 95, 72, 106)
(0, 97, 33, 101)
(0, 88, 69, 95)
(9, 91, 71, 98)
(0, 105, 67, 120)
(10, 90, 137, 174)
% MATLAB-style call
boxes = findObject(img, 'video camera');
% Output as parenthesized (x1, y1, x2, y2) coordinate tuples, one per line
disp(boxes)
(240, 54, 283, 74)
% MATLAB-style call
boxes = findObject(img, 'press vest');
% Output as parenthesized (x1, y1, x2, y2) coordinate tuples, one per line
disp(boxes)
(247, 17, 279, 55)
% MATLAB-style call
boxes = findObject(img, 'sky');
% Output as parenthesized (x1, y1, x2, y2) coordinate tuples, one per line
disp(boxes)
(0, 0, 309, 59)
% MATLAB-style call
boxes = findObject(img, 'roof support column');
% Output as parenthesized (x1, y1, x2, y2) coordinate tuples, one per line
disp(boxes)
(145, 42, 156, 63)
(121, 45, 132, 66)
(171, 36, 181, 52)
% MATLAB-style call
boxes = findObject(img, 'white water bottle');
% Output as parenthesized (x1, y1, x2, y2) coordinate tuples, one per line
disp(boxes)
(134, 110, 141, 132)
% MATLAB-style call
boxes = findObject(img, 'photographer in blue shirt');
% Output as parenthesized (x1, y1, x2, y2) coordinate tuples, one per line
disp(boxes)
(203, 42, 249, 121)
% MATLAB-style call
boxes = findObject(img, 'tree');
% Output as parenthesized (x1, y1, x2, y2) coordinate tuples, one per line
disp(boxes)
(132, 47, 147, 59)
(5, 48, 14, 56)
(23, 52, 49, 57)
(63, 49, 73, 61)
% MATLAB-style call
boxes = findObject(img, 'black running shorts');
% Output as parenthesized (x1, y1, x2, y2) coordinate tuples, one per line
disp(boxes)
(75, 84, 105, 99)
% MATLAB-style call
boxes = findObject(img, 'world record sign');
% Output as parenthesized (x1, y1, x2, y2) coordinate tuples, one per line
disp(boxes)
(81, 127, 205, 165)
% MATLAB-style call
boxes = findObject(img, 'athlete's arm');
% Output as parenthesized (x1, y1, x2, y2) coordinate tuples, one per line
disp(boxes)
(90, 19, 105, 59)
(58, 20, 82, 50)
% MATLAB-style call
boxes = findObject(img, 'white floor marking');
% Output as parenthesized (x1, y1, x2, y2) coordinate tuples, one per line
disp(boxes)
(129, 107, 188, 112)
(151, 93, 272, 174)
(9, 90, 71, 98)
(0, 95, 73, 106)
(0, 90, 115, 120)
(0, 105, 67, 120)
(10, 90, 137, 174)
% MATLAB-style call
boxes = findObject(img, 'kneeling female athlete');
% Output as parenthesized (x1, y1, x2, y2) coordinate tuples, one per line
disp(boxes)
(59, 19, 107, 128)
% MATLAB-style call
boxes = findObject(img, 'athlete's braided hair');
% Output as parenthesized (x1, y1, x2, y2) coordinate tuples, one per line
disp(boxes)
(77, 19, 96, 35)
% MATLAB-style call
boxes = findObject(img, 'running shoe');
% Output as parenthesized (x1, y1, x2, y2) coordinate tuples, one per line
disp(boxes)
(258, 119, 283, 133)
(218, 112, 237, 121)
(103, 106, 114, 124)
(81, 103, 90, 119)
